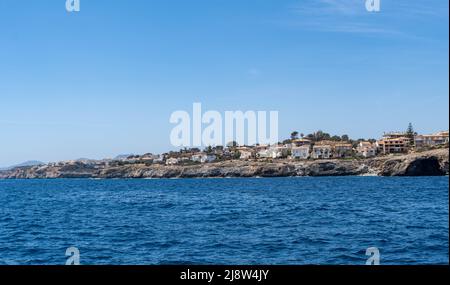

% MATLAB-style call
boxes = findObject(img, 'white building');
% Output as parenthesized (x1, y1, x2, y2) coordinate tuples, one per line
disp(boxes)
(291, 138, 312, 147)
(257, 149, 271, 159)
(165, 157, 179, 165)
(312, 145, 332, 159)
(153, 154, 165, 163)
(356, 142, 377, 158)
(333, 143, 353, 158)
(191, 153, 203, 163)
(237, 148, 254, 160)
(414, 131, 449, 147)
(291, 146, 310, 160)
(205, 154, 217, 163)
(258, 145, 288, 159)
(191, 153, 216, 163)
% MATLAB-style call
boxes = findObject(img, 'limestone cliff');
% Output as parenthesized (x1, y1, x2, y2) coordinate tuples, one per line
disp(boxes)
(0, 149, 447, 179)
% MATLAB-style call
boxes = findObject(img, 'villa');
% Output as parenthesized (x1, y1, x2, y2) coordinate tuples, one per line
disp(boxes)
(382, 132, 408, 139)
(271, 145, 289, 159)
(256, 145, 288, 159)
(312, 144, 332, 159)
(377, 137, 411, 154)
(153, 154, 165, 163)
(357, 141, 377, 158)
(333, 142, 353, 158)
(237, 147, 254, 160)
(191, 153, 217, 163)
(178, 155, 192, 162)
(257, 148, 271, 159)
(291, 138, 312, 147)
(205, 154, 217, 162)
(291, 145, 310, 160)
(255, 145, 270, 158)
(166, 157, 179, 165)
(414, 131, 449, 148)
(191, 153, 204, 163)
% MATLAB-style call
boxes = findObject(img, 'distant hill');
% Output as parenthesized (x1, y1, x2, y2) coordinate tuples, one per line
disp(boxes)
(114, 154, 135, 160)
(0, 160, 45, 171)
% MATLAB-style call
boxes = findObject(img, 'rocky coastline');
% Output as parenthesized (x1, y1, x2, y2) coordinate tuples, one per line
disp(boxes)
(0, 149, 448, 179)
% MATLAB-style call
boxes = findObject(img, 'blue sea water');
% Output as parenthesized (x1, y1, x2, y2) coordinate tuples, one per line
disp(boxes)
(0, 177, 448, 265)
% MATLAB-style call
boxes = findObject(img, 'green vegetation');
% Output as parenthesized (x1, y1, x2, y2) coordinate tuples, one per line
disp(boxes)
(297, 130, 375, 145)
(406, 122, 417, 146)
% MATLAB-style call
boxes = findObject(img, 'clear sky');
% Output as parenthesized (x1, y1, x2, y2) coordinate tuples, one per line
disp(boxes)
(0, 0, 448, 166)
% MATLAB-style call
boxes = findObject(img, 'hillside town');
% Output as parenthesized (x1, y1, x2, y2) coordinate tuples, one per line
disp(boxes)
(49, 125, 448, 168)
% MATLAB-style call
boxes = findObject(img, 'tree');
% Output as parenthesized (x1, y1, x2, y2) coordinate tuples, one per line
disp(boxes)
(406, 123, 416, 146)
(300, 133, 304, 138)
(315, 130, 325, 141)
(314, 130, 331, 141)
(341, 134, 349, 141)
(331, 135, 341, 141)
(291, 131, 299, 140)
(317, 131, 323, 140)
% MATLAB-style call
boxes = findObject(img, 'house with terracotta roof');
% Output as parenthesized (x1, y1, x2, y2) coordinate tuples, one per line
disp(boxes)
(333, 142, 353, 158)
(257, 145, 288, 159)
(166, 157, 179, 165)
(191, 153, 216, 163)
(291, 145, 310, 160)
(376, 137, 411, 154)
(312, 143, 332, 159)
(356, 141, 377, 158)
(237, 147, 254, 160)
(291, 138, 312, 147)
(414, 131, 449, 147)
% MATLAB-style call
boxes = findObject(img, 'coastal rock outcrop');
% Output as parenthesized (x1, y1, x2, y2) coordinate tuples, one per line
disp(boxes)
(378, 149, 448, 176)
(0, 149, 447, 179)
(301, 161, 369, 176)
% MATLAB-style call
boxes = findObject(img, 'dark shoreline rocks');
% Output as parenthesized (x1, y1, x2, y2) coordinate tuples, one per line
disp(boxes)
(0, 149, 448, 179)
(378, 150, 448, 176)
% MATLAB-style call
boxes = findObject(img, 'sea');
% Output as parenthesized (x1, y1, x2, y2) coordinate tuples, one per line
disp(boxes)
(0, 177, 448, 265)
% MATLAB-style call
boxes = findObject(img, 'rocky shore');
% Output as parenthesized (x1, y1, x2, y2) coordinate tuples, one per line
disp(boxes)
(0, 149, 448, 179)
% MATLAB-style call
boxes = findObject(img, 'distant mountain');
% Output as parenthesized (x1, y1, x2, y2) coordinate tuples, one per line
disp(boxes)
(114, 154, 135, 160)
(0, 160, 45, 171)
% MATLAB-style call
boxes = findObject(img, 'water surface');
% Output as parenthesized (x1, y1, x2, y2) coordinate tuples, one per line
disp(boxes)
(0, 177, 448, 264)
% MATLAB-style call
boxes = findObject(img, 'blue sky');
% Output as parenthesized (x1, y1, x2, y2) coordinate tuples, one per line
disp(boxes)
(0, 0, 448, 166)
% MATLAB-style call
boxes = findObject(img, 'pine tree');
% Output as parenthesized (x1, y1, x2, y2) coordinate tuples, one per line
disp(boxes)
(406, 123, 415, 146)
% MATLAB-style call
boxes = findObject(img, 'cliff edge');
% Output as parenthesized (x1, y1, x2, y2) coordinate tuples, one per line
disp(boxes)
(0, 149, 447, 179)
